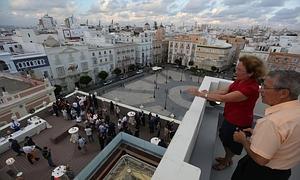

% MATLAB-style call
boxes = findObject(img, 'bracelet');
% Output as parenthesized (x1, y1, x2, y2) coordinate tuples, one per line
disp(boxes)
(204, 93, 208, 98)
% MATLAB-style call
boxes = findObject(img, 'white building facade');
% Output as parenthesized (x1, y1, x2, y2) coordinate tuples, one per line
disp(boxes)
(89, 46, 115, 82)
(45, 45, 93, 92)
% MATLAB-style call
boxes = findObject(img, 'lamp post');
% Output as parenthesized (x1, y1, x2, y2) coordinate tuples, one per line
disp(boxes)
(153, 80, 156, 98)
(155, 71, 158, 89)
(180, 68, 184, 82)
(165, 68, 168, 84)
(197, 70, 201, 84)
(164, 88, 168, 109)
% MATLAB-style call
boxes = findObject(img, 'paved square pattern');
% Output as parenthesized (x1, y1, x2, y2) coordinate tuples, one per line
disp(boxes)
(102, 69, 202, 120)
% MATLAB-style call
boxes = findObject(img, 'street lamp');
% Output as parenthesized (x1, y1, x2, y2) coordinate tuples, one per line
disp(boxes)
(197, 70, 201, 84)
(165, 68, 168, 84)
(164, 88, 168, 109)
(153, 80, 156, 98)
(155, 71, 158, 89)
(180, 68, 184, 82)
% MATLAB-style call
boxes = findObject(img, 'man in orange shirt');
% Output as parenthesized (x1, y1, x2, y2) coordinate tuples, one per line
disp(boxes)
(233, 70, 300, 180)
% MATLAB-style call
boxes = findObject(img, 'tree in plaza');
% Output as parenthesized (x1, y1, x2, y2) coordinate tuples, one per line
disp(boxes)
(113, 68, 122, 76)
(98, 71, 108, 81)
(174, 59, 180, 65)
(211, 66, 218, 72)
(128, 64, 136, 72)
(54, 85, 62, 96)
(189, 67, 197, 75)
(79, 75, 92, 87)
(188, 61, 194, 66)
(198, 68, 205, 76)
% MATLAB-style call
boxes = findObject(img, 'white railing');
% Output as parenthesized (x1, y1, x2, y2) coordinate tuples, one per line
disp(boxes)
(75, 90, 181, 124)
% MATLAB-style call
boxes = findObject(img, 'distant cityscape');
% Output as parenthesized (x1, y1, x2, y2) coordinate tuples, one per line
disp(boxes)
(1, 13, 299, 93)
(0, 12, 299, 119)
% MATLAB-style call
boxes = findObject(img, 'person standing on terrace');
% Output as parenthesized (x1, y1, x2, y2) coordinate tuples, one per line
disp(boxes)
(232, 70, 300, 180)
(10, 115, 20, 132)
(187, 55, 266, 170)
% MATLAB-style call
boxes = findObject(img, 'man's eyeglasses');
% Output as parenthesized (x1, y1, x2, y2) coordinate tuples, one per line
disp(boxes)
(260, 84, 289, 90)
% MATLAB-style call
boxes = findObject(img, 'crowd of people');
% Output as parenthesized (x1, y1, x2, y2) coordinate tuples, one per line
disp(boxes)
(51, 93, 176, 152)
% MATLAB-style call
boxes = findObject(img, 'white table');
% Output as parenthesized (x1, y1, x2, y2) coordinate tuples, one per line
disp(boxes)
(6, 157, 15, 165)
(0, 116, 48, 154)
(127, 111, 136, 125)
(68, 127, 79, 134)
(68, 127, 79, 144)
(52, 165, 66, 178)
(150, 137, 161, 145)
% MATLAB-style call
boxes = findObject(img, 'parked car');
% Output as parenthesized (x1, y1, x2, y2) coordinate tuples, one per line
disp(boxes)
(120, 75, 127, 80)
(136, 70, 143, 74)
(103, 80, 113, 85)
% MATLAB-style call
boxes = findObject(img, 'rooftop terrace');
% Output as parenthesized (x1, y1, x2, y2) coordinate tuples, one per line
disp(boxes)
(0, 90, 178, 180)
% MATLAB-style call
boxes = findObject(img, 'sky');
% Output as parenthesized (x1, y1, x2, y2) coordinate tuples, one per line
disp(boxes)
(0, 0, 300, 30)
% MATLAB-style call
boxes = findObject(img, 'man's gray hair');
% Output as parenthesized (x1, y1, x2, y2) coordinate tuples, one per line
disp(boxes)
(267, 70, 300, 100)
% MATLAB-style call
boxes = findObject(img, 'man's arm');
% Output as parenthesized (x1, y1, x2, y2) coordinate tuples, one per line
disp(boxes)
(234, 131, 270, 166)
(241, 138, 270, 166)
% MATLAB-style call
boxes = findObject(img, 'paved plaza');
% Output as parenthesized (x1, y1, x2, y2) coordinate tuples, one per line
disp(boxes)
(102, 69, 203, 120)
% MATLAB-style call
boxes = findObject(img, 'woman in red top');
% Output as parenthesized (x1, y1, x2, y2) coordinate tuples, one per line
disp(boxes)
(187, 55, 266, 170)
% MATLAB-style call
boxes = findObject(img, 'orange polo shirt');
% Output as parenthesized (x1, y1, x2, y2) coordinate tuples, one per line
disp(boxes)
(250, 100, 300, 169)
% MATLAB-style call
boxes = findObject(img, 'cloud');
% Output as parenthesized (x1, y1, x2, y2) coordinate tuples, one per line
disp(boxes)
(0, 0, 298, 30)
(222, 0, 286, 7)
(1, 0, 79, 26)
(268, 6, 300, 29)
(222, 0, 250, 6)
(10, 0, 68, 11)
(182, 0, 215, 13)
(270, 6, 300, 20)
(257, 0, 286, 7)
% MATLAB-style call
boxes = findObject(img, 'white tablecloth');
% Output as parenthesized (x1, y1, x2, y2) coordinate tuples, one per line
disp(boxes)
(52, 165, 66, 177)
(127, 111, 136, 125)
(150, 137, 161, 145)
(0, 116, 48, 154)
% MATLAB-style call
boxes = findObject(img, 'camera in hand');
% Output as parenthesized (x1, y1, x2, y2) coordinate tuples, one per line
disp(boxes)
(236, 127, 252, 137)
